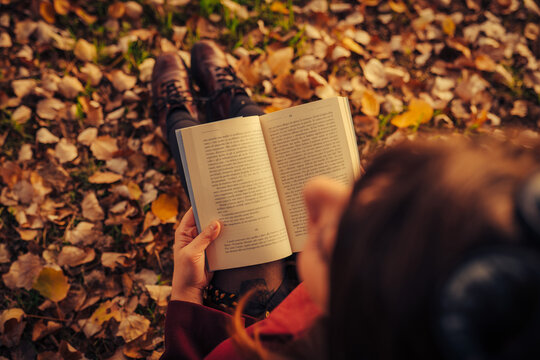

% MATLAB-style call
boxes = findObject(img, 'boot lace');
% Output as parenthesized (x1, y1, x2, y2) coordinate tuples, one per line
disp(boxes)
(155, 79, 192, 111)
(207, 65, 246, 101)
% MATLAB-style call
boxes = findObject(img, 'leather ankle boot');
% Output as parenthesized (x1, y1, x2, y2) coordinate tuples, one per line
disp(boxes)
(151, 52, 196, 137)
(190, 40, 247, 122)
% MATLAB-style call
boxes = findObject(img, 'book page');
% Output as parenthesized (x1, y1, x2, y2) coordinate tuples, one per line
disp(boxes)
(177, 116, 291, 271)
(260, 97, 360, 252)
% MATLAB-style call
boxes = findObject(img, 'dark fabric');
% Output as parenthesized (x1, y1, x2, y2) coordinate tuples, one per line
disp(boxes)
(160, 283, 321, 360)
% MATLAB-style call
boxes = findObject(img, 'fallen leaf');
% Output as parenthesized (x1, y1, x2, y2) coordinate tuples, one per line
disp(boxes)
(267, 47, 294, 76)
(12, 79, 36, 98)
(389, 0, 407, 13)
(80, 298, 123, 338)
(73, 6, 97, 25)
(36, 98, 64, 120)
(109, 70, 137, 92)
(0, 32, 12, 48)
(475, 54, 496, 72)
(101, 252, 129, 269)
(57, 246, 95, 267)
(74, 39, 97, 62)
(342, 37, 365, 56)
(36, 128, 60, 144)
(108, 2, 125, 18)
(58, 75, 84, 99)
(145, 285, 172, 307)
(117, 314, 150, 343)
(32, 320, 62, 341)
(363, 59, 388, 88)
(65, 221, 97, 245)
(82, 191, 104, 221)
(33, 267, 70, 302)
(90, 135, 119, 160)
(53, 0, 70, 15)
(391, 98, 434, 128)
(127, 181, 142, 200)
(40, 1, 56, 23)
(125, 1, 143, 19)
(0, 308, 25, 348)
(77, 127, 98, 146)
(442, 16, 456, 37)
(151, 193, 179, 222)
(2, 253, 43, 290)
(361, 90, 380, 117)
(12, 105, 32, 124)
(88, 171, 122, 184)
(80, 63, 102, 86)
(55, 138, 78, 163)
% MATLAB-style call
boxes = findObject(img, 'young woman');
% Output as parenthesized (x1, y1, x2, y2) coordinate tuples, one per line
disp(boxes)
(162, 136, 540, 359)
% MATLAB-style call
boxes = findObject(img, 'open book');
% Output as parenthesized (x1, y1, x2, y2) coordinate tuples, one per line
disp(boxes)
(176, 96, 360, 271)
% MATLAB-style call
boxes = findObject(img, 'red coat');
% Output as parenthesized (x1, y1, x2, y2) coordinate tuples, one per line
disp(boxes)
(161, 283, 321, 359)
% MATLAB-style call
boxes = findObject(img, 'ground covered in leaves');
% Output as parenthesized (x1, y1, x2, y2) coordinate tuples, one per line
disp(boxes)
(0, 0, 539, 358)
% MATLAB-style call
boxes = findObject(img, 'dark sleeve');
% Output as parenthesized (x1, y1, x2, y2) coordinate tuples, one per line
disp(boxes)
(161, 300, 257, 360)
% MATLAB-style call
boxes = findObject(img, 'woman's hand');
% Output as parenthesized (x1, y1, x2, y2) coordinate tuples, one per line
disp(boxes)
(171, 208, 221, 304)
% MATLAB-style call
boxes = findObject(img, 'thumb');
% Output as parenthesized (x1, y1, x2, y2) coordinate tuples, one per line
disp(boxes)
(188, 220, 221, 254)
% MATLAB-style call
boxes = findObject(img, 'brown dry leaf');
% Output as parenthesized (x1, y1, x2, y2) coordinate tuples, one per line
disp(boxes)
(267, 47, 294, 76)
(127, 181, 142, 200)
(53, 0, 70, 15)
(55, 139, 78, 163)
(36, 128, 60, 144)
(40, 1, 56, 23)
(74, 39, 97, 62)
(57, 246, 95, 267)
(80, 298, 123, 337)
(82, 191, 104, 221)
(145, 285, 172, 307)
(475, 54, 496, 72)
(88, 171, 122, 184)
(361, 90, 380, 117)
(80, 63, 102, 86)
(109, 70, 137, 92)
(0, 32, 12, 48)
(101, 252, 130, 270)
(17, 228, 39, 240)
(77, 127, 98, 146)
(142, 135, 169, 162)
(36, 98, 64, 120)
(0, 308, 25, 348)
(117, 314, 150, 343)
(2, 252, 43, 290)
(12, 79, 36, 98)
(32, 320, 62, 341)
(90, 135, 119, 160)
(292, 70, 314, 100)
(73, 6, 97, 25)
(12, 106, 32, 125)
(108, 2, 125, 18)
(363, 59, 388, 88)
(0, 244, 10, 263)
(58, 75, 84, 99)
(33, 267, 70, 302)
(151, 193, 179, 222)
(65, 221, 97, 245)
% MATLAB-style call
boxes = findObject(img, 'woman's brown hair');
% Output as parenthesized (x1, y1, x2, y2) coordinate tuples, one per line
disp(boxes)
(231, 135, 540, 359)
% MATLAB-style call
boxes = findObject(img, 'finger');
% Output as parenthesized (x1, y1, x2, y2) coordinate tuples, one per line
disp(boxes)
(186, 220, 221, 254)
(175, 208, 199, 248)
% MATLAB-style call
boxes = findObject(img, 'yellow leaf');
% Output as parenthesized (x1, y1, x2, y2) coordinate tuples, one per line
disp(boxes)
(270, 1, 289, 14)
(391, 99, 434, 128)
(127, 181, 142, 200)
(361, 90, 380, 117)
(40, 1, 56, 23)
(442, 16, 456, 37)
(81, 298, 123, 337)
(73, 6, 97, 25)
(391, 111, 418, 128)
(342, 37, 365, 56)
(108, 2, 125, 18)
(362, 0, 380, 6)
(409, 98, 434, 124)
(151, 194, 179, 222)
(33, 267, 70, 302)
(389, 0, 407, 13)
(53, 0, 70, 15)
